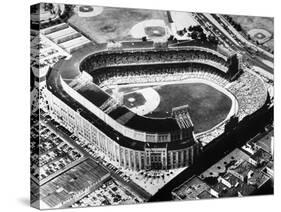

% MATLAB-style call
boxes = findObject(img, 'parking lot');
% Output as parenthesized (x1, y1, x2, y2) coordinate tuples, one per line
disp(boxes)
(72, 179, 142, 207)
(30, 117, 85, 185)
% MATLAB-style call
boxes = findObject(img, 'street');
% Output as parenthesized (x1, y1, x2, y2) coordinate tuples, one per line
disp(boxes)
(42, 116, 152, 201)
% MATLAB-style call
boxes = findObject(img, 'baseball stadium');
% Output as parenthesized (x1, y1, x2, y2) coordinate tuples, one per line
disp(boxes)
(45, 38, 268, 171)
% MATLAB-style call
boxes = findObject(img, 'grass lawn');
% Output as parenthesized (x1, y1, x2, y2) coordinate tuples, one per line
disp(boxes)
(263, 39, 274, 50)
(229, 15, 273, 33)
(229, 15, 273, 48)
(145, 83, 232, 133)
(68, 7, 169, 43)
(113, 83, 232, 134)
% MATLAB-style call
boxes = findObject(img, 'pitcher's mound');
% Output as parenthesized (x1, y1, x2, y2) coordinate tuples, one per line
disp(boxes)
(77, 5, 103, 17)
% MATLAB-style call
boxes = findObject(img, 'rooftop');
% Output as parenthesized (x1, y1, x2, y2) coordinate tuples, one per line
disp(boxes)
(40, 159, 110, 208)
(255, 130, 273, 154)
(172, 177, 212, 200)
(251, 148, 272, 165)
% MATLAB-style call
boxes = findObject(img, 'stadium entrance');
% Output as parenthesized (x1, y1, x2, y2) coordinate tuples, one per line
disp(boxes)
(150, 153, 163, 169)
(145, 148, 167, 170)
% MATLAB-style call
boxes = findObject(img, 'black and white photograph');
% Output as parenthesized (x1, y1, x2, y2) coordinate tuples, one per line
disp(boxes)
(29, 2, 275, 210)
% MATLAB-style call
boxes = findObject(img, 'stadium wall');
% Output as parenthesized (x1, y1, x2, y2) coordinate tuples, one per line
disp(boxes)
(60, 75, 187, 143)
(45, 87, 199, 170)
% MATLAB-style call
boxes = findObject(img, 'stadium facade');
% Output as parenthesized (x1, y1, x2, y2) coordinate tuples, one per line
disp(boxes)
(44, 41, 265, 171)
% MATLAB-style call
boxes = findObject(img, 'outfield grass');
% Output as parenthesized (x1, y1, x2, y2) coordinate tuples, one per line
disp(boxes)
(107, 82, 232, 133)
(148, 83, 232, 133)
(118, 83, 232, 133)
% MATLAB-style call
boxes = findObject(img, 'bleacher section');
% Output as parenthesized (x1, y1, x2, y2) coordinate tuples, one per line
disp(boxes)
(94, 63, 266, 146)
(227, 72, 267, 120)
(80, 49, 230, 75)
(98, 64, 229, 88)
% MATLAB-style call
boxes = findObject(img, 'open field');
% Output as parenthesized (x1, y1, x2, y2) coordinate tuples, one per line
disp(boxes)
(68, 6, 169, 43)
(229, 15, 273, 33)
(115, 82, 232, 134)
(263, 39, 274, 50)
(149, 83, 232, 133)
(229, 15, 273, 49)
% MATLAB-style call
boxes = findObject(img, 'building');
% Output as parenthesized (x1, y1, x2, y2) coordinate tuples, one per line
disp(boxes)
(44, 41, 260, 171)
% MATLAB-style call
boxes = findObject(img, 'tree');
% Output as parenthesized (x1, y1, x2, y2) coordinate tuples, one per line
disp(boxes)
(168, 35, 174, 41)
(200, 33, 207, 42)
(142, 36, 147, 42)
(193, 25, 203, 33)
(236, 24, 242, 31)
(177, 30, 184, 36)
(191, 31, 198, 40)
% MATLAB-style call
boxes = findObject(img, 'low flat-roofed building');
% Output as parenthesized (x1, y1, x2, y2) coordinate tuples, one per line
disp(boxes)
(262, 161, 274, 177)
(211, 172, 243, 197)
(249, 148, 272, 167)
(40, 159, 110, 209)
(206, 170, 269, 198)
(255, 130, 274, 155)
(172, 177, 213, 200)
(197, 190, 214, 199)
(199, 148, 250, 179)
(229, 160, 270, 189)
(197, 148, 272, 198)
(229, 161, 254, 182)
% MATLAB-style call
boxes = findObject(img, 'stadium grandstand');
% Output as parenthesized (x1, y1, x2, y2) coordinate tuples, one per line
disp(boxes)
(45, 41, 268, 171)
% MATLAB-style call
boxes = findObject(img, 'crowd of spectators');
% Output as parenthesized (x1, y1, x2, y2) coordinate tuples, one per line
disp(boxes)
(80, 49, 229, 73)
(198, 71, 267, 145)
(95, 62, 267, 146)
(227, 71, 267, 120)
(98, 64, 229, 88)
(92, 63, 232, 146)
(197, 124, 226, 146)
